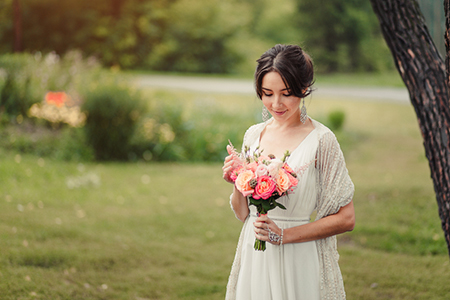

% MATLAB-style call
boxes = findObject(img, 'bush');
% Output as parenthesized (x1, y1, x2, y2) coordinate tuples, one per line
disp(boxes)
(0, 121, 93, 161)
(82, 79, 146, 161)
(328, 110, 346, 131)
(0, 54, 42, 120)
(129, 93, 255, 162)
(0, 51, 101, 124)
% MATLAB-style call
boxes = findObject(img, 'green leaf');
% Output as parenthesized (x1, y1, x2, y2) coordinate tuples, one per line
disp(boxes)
(276, 202, 286, 210)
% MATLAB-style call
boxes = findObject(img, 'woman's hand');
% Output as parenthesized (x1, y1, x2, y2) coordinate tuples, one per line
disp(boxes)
(222, 145, 240, 183)
(254, 214, 283, 245)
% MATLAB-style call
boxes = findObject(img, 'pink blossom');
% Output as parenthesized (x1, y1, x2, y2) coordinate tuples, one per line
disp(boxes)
(230, 166, 244, 182)
(247, 162, 258, 172)
(253, 175, 277, 200)
(255, 164, 268, 177)
(258, 155, 271, 163)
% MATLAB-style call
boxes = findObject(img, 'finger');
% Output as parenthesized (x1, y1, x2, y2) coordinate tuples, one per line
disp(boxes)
(227, 145, 233, 155)
(254, 228, 267, 236)
(253, 221, 268, 230)
(255, 215, 270, 223)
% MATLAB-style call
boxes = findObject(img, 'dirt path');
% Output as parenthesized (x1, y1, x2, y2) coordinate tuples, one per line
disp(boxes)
(134, 74, 410, 104)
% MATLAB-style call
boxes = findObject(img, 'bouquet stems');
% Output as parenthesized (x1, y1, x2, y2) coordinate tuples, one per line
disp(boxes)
(254, 238, 266, 251)
(254, 212, 267, 251)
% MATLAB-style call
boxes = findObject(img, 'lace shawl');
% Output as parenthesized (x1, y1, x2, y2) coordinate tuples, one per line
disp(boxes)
(226, 120, 354, 300)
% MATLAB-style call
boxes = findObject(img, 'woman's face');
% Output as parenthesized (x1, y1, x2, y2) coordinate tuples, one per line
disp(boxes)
(261, 71, 301, 123)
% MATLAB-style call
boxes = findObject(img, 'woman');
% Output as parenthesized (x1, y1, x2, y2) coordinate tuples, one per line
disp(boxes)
(222, 44, 355, 300)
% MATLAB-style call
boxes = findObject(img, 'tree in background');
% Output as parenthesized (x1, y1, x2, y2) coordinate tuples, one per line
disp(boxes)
(370, 0, 450, 255)
(12, 0, 22, 52)
(297, 0, 393, 73)
(0, 0, 396, 74)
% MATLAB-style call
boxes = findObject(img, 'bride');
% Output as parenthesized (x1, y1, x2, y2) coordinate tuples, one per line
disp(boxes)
(222, 44, 355, 300)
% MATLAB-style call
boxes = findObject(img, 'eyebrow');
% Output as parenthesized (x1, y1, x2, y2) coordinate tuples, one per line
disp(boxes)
(262, 87, 290, 92)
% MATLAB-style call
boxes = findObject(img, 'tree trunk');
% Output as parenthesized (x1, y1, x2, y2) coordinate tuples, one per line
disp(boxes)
(370, 0, 450, 255)
(13, 0, 23, 52)
(446, 0, 450, 89)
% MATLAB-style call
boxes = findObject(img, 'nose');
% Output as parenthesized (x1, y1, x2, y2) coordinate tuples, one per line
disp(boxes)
(273, 94, 283, 107)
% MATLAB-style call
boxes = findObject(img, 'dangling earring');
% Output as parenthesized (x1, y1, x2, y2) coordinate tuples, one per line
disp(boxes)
(300, 99, 307, 124)
(262, 106, 270, 122)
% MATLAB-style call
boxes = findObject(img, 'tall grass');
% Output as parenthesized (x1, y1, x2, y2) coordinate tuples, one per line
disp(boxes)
(1, 92, 449, 299)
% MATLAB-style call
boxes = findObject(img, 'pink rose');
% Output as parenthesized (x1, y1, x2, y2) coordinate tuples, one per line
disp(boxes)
(282, 163, 295, 175)
(235, 170, 255, 197)
(258, 155, 271, 163)
(287, 172, 298, 188)
(247, 161, 258, 172)
(255, 164, 268, 177)
(230, 166, 244, 182)
(253, 175, 277, 200)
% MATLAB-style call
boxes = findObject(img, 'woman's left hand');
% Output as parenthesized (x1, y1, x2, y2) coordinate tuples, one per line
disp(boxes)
(253, 214, 283, 245)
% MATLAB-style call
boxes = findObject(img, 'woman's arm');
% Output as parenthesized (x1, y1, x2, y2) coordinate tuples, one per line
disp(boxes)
(230, 186, 250, 223)
(254, 201, 355, 244)
(284, 200, 355, 243)
(223, 146, 249, 222)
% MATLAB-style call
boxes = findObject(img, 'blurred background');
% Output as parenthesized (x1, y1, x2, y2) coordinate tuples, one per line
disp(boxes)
(1, 0, 449, 299)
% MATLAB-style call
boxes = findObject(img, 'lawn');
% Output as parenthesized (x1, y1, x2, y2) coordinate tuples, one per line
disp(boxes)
(1, 87, 450, 299)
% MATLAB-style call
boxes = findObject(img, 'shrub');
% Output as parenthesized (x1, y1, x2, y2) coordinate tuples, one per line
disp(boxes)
(0, 55, 42, 120)
(328, 110, 346, 131)
(0, 121, 93, 161)
(0, 51, 101, 124)
(82, 79, 146, 161)
(129, 94, 255, 162)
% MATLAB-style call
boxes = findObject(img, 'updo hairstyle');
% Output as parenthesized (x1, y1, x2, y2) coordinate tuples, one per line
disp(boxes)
(255, 44, 314, 100)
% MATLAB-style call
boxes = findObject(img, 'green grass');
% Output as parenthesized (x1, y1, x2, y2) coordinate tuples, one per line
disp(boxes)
(1, 91, 450, 299)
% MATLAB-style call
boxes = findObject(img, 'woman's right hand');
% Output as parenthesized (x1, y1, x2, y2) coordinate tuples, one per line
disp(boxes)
(222, 145, 239, 183)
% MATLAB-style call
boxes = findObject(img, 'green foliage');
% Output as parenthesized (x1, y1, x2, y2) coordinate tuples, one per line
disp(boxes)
(296, 0, 394, 73)
(0, 54, 41, 119)
(0, 51, 101, 123)
(130, 91, 255, 162)
(82, 79, 146, 161)
(0, 122, 93, 161)
(0, 0, 396, 74)
(328, 110, 346, 131)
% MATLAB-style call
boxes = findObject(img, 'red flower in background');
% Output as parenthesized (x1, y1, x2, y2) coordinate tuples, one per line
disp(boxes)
(45, 92, 69, 107)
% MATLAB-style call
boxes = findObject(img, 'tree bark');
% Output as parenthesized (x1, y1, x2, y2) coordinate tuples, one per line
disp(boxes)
(370, 0, 450, 255)
(446, 0, 450, 90)
(13, 0, 23, 52)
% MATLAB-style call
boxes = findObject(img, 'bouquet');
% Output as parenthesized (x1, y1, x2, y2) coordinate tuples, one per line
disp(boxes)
(227, 141, 312, 251)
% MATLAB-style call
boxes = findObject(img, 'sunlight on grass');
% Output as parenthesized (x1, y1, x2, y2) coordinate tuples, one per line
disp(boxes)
(1, 91, 450, 299)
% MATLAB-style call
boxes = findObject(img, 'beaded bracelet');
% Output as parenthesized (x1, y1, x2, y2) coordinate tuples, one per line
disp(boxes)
(280, 228, 284, 246)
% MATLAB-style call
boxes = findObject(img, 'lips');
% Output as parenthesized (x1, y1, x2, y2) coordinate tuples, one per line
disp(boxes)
(272, 110, 286, 116)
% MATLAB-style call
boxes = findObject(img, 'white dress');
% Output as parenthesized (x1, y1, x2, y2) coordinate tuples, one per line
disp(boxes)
(226, 118, 354, 300)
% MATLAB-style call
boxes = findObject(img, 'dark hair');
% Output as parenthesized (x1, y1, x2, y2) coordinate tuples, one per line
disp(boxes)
(255, 44, 314, 99)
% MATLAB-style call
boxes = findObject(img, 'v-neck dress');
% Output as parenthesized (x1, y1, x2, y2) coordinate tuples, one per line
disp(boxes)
(226, 118, 354, 300)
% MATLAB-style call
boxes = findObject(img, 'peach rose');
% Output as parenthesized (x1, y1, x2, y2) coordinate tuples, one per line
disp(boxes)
(276, 169, 291, 195)
(235, 170, 255, 197)
(282, 163, 295, 175)
(253, 175, 276, 200)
